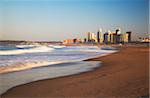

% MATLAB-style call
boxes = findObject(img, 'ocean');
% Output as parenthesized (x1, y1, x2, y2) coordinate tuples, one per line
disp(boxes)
(0, 44, 116, 95)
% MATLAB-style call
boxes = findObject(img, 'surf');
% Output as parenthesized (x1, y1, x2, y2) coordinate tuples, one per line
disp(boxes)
(0, 45, 55, 55)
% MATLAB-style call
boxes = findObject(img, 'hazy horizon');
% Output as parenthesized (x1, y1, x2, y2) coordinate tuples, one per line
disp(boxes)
(0, 0, 149, 41)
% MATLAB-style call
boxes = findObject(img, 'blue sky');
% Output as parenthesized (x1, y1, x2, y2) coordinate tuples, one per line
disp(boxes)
(0, 0, 149, 41)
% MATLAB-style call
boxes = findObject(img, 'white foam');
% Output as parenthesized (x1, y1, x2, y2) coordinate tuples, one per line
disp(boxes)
(16, 45, 36, 48)
(48, 45, 66, 48)
(0, 61, 66, 74)
(0, 45, 118, 95)
(0, 46, 117, 74)
(0, 46, 54, 55)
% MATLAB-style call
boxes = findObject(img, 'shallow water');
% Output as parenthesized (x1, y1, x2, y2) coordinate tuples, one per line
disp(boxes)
(0, 45, 116, 74)
(0, 45, 117, 95)
(0, 61, 101, 95)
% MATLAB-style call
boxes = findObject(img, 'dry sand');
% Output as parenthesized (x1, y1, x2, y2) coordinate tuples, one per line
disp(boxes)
(1, 46, 149, 98)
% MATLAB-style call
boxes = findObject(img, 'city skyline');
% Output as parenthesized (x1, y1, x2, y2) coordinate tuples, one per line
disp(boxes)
(0, 0, 149, 41)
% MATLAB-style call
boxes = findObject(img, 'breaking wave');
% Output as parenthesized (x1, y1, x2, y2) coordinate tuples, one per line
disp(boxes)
(0, 46, 55, 55)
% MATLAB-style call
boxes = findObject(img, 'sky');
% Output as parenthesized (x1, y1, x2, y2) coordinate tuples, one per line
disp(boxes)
(0, 0, 149, 41)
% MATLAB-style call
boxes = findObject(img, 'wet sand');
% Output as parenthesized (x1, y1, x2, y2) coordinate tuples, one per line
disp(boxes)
(1, 46, 149, 98)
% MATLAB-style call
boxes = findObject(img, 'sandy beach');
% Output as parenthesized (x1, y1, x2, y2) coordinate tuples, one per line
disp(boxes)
(1, 45, 149, 98)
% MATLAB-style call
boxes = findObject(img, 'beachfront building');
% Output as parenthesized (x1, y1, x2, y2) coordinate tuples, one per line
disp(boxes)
(87, 32, 97, 42)
(140, 37, 150, 42)
(109, 32, 117, 43)
(63, 28, 132, 44)
(116, 34, 122, 43)
(63, 38, 83, 44)
(108, 28, 132, 44)
(122, 32, 132, 43)
(107, 30, 111, 42)
(76, 38, 83, 43)
(115, 28, 122, 43)
(123, 33, 129, 42)
(97, 28, 102, 43)
(85, 28, 133, 44)
(103, 28, 132, 44)
(97, 30, 100, 43)
(103, 32, 109, 44)
(63, 39, 74, 44)
(126, 32, 132, 42)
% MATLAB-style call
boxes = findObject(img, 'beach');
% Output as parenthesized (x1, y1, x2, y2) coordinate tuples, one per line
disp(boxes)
(1, 45, 149, 98)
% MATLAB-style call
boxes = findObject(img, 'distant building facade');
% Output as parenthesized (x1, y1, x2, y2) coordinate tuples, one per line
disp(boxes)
(63, 28, 132, 44)
(97, 29, 102, 43)
(87, 32, 97, 42)
(109, 32, 117, 43)
(122, 32, 132, 43)
(97, 30, 100, 43)
(141, 37, 150, 42)
(103, 32, 109, 44)
(63, 38, 83, 44)
(126, 32, 132, 42)
(63, 39, 74, 44)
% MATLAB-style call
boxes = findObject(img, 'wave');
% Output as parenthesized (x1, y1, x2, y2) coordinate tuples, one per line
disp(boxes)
(0, 45, 117, 95)
(0, 45, 117, 74)
(0, 60, 70, 74)
(0, 58, 94, 74)
(0, 46, 54, 55)
(16, 45, 36, 48)
(0, 46, 117, 74)
(48, 45, 66, 48)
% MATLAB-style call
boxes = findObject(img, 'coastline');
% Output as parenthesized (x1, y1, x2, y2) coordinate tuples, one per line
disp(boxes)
(0, 44, 116, 74)
(0, 46, 116, 95)
(1, 45, 149, 98)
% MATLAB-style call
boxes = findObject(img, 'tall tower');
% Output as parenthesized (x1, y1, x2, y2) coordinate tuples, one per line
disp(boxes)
(103, 32, 109, 44)
(97, 30, 100, 43)
(126, 32, 132, 42)
(116, 28, 121, 43)
(97, 28, 102, 43)
(87, 32, 91, 42)
(108, 30, 111, 42)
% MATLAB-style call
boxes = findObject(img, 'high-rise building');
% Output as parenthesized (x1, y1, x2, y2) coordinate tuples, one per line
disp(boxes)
(97, 28, 102, 43)
(122, 32, 132, 43)
(87, 32, 91, 42)
(63, 39, 74, 44)
(126, 32, 132, 42)
(123, 33, 129, 42)
(115, 28, 121, 43)
(109, 32, 117, 43)
(107, 30, 111, 42)
(103, 32, 109, 44)
(116, 34, 122, 43)
(85, 29, 132, 44)
(87, 32, 97, 42)
(97, 30, 100, 43)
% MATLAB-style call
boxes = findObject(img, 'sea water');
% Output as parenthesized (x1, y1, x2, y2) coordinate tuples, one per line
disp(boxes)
(0, 44, 116, 95)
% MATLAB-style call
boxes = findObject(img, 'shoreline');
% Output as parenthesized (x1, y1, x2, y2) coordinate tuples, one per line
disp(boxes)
(0, 45, 116, 74)
(1, 45, 149, 98)
(0, 61, 101, 95)
(0, 47, 116, 95)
